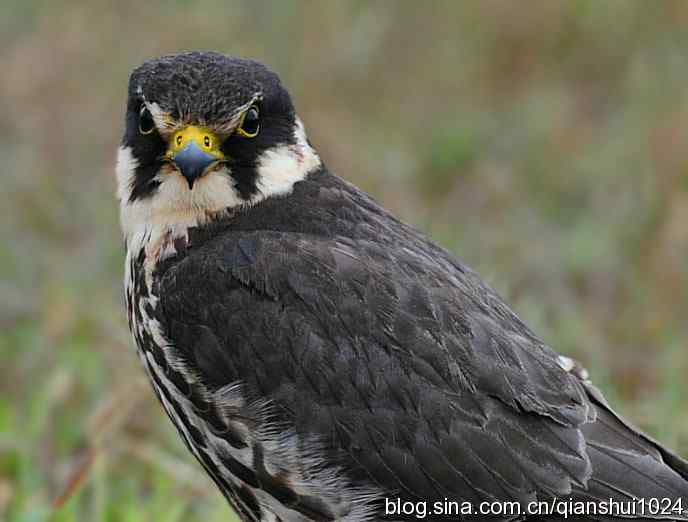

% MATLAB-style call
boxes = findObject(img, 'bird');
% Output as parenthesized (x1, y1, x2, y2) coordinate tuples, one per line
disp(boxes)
(116, 51, 688, 521)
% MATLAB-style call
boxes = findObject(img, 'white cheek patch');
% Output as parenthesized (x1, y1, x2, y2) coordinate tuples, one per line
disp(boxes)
(116, 145, 139, 204)
(117, 144, 154, 244)
(254, 118, 321, 200)
(117, 145, 152, 243)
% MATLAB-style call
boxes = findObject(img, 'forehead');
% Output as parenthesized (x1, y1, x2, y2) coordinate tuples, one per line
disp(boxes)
(128, 52, 279, 123)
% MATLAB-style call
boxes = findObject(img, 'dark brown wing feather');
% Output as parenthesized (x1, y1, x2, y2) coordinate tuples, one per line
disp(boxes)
(157, 171, 688, 520)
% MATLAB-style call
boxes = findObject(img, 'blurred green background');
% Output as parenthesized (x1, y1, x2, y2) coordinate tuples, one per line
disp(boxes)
(2, 1, 688, 520)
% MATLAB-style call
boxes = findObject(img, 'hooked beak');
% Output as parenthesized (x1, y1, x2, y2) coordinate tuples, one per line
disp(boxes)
(166, 126, 225, 189)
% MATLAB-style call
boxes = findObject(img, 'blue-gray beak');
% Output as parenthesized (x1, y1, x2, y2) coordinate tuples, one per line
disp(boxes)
(172, 141, 217, 189)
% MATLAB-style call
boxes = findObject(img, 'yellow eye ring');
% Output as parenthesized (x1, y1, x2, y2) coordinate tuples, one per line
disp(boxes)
(236, 105, 260, 138)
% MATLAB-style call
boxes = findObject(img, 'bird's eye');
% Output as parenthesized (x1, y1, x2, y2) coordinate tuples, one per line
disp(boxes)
(236, 106, 260, 138)
(139, 107, 156, 135)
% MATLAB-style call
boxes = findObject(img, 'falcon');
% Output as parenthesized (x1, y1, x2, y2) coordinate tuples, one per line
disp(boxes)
(116, 51, 688, 521)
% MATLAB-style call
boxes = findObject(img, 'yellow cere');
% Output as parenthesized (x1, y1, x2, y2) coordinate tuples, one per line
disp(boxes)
(167, 126, 225, 159)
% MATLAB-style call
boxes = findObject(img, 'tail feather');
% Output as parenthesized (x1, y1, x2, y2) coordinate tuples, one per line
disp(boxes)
(570, 382, 688, 520)
(584, 381, 688, 482)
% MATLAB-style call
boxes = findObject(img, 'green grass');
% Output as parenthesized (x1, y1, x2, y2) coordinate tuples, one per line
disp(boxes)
(1, 320, 233, 521)
(2, 1, 688, 520)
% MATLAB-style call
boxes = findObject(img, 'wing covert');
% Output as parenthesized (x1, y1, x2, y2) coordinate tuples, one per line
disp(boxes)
(158, 230, 595, 507)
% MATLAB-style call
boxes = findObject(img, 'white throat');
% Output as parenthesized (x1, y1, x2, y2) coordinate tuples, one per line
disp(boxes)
(116, 118, 320, 258)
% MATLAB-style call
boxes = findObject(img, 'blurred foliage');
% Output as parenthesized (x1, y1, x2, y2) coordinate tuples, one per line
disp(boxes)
(2, 1, 688, 520)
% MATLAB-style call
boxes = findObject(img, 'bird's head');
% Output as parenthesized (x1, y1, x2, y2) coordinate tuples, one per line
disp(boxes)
(116, 52, 320, 241)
